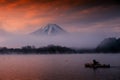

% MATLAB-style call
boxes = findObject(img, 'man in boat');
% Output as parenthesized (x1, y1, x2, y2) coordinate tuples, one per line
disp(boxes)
(93, 59, 100, 65)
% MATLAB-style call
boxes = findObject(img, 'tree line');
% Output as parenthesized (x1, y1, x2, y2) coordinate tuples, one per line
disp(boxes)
(0, 37, 120, 54)
(0, 45, 76, 54)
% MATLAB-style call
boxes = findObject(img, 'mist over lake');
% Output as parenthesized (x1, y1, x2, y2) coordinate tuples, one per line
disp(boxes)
(0, 24, 120, 48)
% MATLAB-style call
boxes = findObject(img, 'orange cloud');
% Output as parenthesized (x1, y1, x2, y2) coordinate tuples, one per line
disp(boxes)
(0, 0, 119, 34)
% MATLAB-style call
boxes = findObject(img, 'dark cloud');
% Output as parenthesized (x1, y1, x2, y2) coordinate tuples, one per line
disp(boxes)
(1, 0, 119, 7)
(92, 0, 120, 5)
(0, 0, 119, 33)
(78, 6, 120, 24)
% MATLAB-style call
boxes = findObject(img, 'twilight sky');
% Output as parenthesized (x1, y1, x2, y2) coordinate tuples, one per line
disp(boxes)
(0, 0, 120, 35)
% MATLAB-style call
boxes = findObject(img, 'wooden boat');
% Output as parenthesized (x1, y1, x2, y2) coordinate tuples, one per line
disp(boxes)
(85, 63, 110, 68)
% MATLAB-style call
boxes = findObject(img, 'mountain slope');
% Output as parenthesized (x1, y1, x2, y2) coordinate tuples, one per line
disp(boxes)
(96, 37, 120, 52)
(31, 24, 66, 35)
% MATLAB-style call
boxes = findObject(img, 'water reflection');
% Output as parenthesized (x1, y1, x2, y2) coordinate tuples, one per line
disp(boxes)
(0, 54, 119, 80)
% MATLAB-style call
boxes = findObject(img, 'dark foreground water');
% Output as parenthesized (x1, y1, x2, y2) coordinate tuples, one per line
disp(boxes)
(0, 54, 120, 80)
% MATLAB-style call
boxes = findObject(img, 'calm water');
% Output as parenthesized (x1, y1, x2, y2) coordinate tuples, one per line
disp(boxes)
(0, 54, 120, 80)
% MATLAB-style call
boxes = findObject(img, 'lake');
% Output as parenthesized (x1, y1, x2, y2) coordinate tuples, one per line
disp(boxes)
(0, 54, 120, 80)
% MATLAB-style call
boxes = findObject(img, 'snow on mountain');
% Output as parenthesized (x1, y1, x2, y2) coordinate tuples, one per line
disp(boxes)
(31, 24, 66, 35)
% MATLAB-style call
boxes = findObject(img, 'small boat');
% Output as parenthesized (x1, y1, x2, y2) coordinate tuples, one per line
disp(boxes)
(85, 63, 110, 68)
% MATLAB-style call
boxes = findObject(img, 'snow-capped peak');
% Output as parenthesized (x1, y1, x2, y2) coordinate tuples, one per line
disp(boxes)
(31, 24, 66, 35)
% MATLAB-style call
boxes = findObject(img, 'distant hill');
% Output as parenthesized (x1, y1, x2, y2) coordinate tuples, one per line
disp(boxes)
(96, 37, 120, 52)
(31, 24, 67, 35)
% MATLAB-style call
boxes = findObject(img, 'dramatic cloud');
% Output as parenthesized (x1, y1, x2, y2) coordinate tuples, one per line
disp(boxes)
(0, 0, 119, 34)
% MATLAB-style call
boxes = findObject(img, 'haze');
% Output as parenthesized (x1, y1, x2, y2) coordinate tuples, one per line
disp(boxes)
(0, 0, 120, 48)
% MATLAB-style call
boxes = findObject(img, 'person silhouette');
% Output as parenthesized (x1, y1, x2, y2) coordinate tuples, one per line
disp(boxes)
(93, 59, 100, 65)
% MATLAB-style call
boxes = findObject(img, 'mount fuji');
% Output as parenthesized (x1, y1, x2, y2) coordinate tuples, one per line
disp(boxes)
(31, 24, 67, 35)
